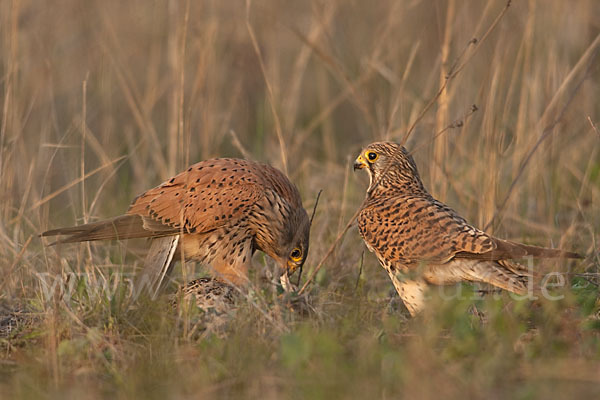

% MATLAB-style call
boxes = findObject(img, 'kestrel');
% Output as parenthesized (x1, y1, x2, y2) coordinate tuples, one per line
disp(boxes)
(42, 158, 310, 298)
(354, 142, 581, 316)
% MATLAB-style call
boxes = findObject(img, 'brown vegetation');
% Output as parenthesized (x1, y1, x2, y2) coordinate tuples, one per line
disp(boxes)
(1, 0, 599, 398)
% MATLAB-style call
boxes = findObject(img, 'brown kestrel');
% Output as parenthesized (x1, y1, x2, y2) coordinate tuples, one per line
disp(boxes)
(354, 142, 581, 316)
(42, 158, 310, 298)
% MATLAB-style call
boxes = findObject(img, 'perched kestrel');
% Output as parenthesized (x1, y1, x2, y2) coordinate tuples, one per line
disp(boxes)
(42, 158, 310, 297)
(354, 142, 581, 316)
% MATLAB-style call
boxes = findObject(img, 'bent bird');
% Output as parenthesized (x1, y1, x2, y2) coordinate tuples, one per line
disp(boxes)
(42, 158, 310, 298)
(353, 141, 581, 316)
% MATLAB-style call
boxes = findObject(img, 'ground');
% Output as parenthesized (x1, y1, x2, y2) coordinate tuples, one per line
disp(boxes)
(1, 0, 599, 398)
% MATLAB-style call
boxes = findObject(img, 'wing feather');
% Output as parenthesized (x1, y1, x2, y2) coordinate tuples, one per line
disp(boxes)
(127, 158, 301, 234)
(358, 194, 580, 267)
(358, 195, 494, 266)
(43, 158, 304, 245)
(41, 215, 177, 244)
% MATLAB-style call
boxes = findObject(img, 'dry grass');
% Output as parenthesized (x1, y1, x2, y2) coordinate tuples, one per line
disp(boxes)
(1, 0, 599, 398)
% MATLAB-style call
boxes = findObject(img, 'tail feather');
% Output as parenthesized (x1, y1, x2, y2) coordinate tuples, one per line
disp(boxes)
(424, 259, 530, 295)
(41, 215, 176, 244)
(463, 259, 529, 295)
(43, 215, 182, 298)
(134, 235, 180, 298)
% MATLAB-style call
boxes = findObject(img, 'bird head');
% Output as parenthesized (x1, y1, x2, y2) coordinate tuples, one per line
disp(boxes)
(270, 205, 310, 277)
(284, 207, 310, 276)
(353, 141, 424, 194)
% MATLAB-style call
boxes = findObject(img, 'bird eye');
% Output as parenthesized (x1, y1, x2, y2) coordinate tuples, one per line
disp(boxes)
(290, 248, 302, 261)
(366, 151, 378, 162)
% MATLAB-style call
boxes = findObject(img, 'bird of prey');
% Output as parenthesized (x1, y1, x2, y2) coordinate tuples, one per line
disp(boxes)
(353, 141, 581, 316)
(42, 158, 310, 298)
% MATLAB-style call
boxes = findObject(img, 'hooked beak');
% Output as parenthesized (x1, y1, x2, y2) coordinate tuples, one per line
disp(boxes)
(286, 260, 299, 276)
(353, 154, 367, 171)
(280, 261, 300, 292)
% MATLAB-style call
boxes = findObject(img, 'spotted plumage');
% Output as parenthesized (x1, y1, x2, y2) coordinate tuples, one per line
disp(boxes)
(42, 158, 310, 297)
(177, 277, 236, 312)
(169, 278, 237, 338)
(354, 142, 582, 316)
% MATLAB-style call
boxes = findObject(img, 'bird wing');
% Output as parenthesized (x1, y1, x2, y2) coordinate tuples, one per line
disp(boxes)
(358, 195, 496, 265)
(454, 238, 582, 260)
(359, 194, 581, 266)
(127, 158, 298, 234)
(43, 158, 301, 243)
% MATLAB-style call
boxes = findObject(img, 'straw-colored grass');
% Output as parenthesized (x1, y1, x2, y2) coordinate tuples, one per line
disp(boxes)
(1, 0, 599, 398)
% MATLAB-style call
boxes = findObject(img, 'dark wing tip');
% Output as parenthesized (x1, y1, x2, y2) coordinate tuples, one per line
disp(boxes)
(40, 228, 74, 246)
(40, 228, 63, 237)
(563, 250, 584, 259)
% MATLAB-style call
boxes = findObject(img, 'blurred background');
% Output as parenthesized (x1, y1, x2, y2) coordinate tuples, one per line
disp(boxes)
(1, 0, 599, 398)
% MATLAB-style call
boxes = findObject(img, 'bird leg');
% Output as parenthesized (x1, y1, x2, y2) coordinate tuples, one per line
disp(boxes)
(387, 271, 427, 317)
(208, 260, 249, 287)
